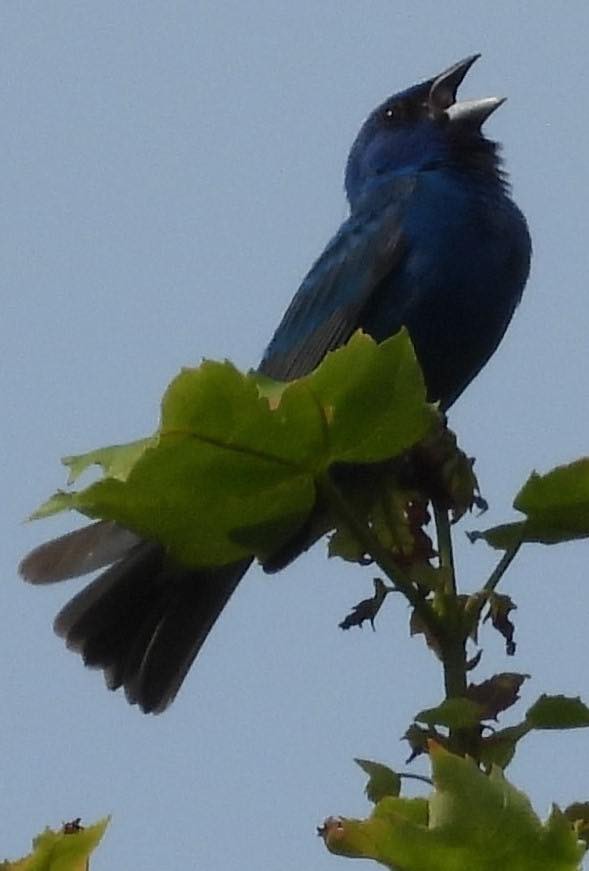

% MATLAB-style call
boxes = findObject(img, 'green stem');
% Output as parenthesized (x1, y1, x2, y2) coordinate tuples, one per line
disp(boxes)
(483, 541, 522, 594)
(432, 502, 476, 754)
(442, 637, 468, 699)
(434, 503, 455, 594)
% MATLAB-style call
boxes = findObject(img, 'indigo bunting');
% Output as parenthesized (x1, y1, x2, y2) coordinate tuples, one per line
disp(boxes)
(20, 56, 531, 713)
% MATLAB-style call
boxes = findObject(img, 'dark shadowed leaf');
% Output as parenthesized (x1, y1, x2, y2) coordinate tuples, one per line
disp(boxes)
(339, 579, 388, 630)
(415, 697, 484, 730)
(466, 673, 529, 720)
(355, 759, 402, 802)
(564, 803, 589, 847)
(526, 695, 589, 730)
(403, 724, 442, 763)
(484, 593, 517, 655)
(479, 723, 530, 770)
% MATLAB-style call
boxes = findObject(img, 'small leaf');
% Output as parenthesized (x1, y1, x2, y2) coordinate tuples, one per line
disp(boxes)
(409, 427, 481, 521)
(403, 724, 441, 763)
(29, 490, 77, 520)
(479, 723, 530, 770)
(470, 458, 589, 549)
(328, 524, 369, 563)
(466, 673, 529, 720)
(355, 759, 402, 802)
(415, 697, 484, 730)
(409, 609, 444, 661)
(463, 592, 487, 643)
(484, 592, 517, 655)
(63, 439, 153, 483)
(467, 522, 525, 550)
(526, 695, 589, 730)
(564, 803, 589, 846)
(339, 579, 388, 630)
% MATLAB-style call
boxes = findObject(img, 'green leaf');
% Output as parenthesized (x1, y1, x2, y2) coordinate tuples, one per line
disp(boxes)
(564, 803, 589, 847)
(328, 524, 368, 562)
(470, 458, 589, 549)
(355, 759, 402, 802)
(303, 329, 437, 465)
(467, 522, 525, 550)
(415, 697, 484, 729)
(2, 818, 109, 870)
(61, 438, 316, 566)
(483, 594, 517, 656)
(63, 439, 154, 483)
(465, 673, 528, 720)
(479, 723, 530, 770)
(320, 747, 586, 870)
(526, 695, 589, 730)
(30, 331, 437, 568)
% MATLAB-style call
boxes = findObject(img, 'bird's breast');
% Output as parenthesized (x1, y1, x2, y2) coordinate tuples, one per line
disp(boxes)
(361, 170, 531, 408)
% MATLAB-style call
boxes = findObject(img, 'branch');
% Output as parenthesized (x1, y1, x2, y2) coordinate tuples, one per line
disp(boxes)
(483, 541, 522, 594)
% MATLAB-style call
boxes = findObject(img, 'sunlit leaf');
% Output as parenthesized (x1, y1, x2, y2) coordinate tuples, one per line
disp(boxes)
(1, 818, 108, 871)
(320, 747, 586, 870)
(30, 331, 438, 568)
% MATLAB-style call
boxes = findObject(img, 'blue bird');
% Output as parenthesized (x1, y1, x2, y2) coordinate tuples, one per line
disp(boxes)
(20, 56, 531, 713)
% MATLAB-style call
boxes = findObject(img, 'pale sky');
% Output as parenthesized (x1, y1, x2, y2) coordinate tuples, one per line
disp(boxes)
(3, 3, 589, 869)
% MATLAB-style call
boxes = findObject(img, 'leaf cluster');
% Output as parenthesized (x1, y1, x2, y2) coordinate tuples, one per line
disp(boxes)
(27, 329, 589, 871)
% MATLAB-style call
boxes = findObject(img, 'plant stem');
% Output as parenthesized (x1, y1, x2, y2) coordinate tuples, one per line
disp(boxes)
(442, 637, 468, 699)
(434, 503, 455, 594)
(432, 503, 466, 699)
(483, 542, 522, 594)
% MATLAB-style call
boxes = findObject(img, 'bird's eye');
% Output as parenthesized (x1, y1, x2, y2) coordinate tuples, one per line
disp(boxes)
(383, 105, 398, 123)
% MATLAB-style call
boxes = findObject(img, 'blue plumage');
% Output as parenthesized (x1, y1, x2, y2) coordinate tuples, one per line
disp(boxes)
(261, 54, 530, 408)
(21, 56, 531, 712)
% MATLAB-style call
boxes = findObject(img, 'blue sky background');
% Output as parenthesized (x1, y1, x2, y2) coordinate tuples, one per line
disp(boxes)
(3, 3, 589, 868)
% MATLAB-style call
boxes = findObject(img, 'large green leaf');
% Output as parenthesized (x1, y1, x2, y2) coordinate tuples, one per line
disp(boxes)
(31, 330, 438, 568)
(470, 459, 589, 550)
(320, 747, 586, 870)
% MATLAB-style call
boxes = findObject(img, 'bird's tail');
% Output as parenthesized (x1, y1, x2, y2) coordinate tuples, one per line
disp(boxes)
(19, 521, 249, 713)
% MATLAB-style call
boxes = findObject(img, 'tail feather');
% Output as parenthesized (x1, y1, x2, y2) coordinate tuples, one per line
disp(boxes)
(19, 520, 141, 583)
(21, 525, 250, 713)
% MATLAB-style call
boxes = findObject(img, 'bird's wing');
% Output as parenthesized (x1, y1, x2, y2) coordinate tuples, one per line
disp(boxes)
(259, 176, 416, 381)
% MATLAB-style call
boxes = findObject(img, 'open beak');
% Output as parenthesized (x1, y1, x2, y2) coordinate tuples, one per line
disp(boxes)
(429, 54, 505, 127)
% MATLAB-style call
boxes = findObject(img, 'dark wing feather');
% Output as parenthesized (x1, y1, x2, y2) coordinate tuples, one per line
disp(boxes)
(54, 543, 249, 713)
(19, 520, 141, 583)
(259, 177, 415, 381)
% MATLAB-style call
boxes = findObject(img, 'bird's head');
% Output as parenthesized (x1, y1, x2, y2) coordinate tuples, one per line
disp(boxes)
(345, 55, 505, 208)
